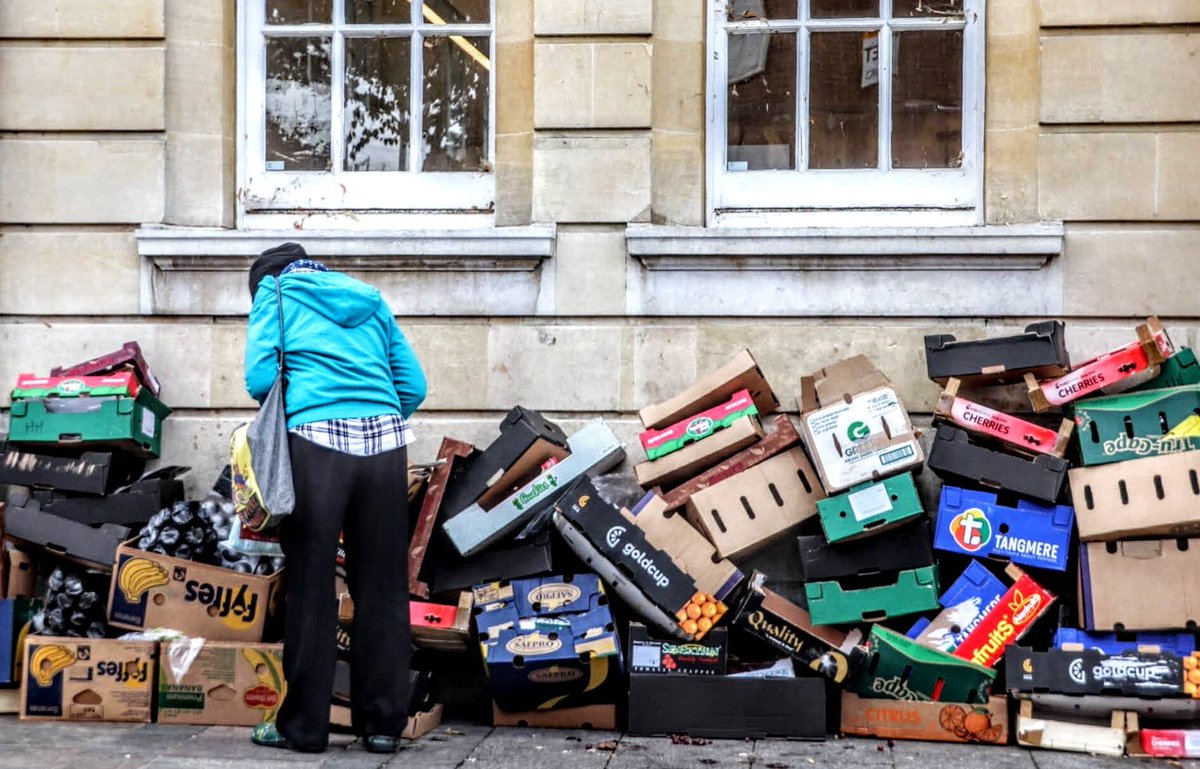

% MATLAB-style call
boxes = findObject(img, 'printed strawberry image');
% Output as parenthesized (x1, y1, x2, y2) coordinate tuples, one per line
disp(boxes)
(662, 654, 677, 672)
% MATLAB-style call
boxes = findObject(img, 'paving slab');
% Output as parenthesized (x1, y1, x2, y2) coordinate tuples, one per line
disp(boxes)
(384, 723, 494, 768)
(755, 736, 894, 769)
(892, 740, 1037, 769)
(464, 727, 622, 769)
(609, 734, 755, 769)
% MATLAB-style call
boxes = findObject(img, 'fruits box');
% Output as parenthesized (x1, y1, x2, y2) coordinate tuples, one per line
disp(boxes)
(1070, 450, 1200, 540)
(634, 415, 764, 490)
(683, 446, 825, 561)
(840, 691, 1009, 744)
(552, 476, 742, 642)
(491, 702, 616, 730)
(797, 520, 934, 583)
(640, 389, 759, 461)
(1079, 538, 1200, 631)
(1026, 317, 1172, 413)
(943, 566, 1055, 668)
(907, 561, 1007, 653)
(11, 372, 141, 400)
(627, 671, 826, 740)
(628, 622, 727, 676)
(1132, 347, 1200, 392)
(1005, 646, 1189, 698)
(1014, 698, 1134, 757)
(7, 390, 171, 459)
(934, 485, 1074, 571)
(924, 321, 1070, 386)
(0, 598, 41, 685)
(0, 443, 145, 496)
(934, 377, 1073, 458)
(443, 419, 625, 557)
(805, 566, 941, 627)
(731, 571, 867, 685)
(797, 356, 923, 493)
(107, 539, 284, 643)
(4, 500, 134, 571)
(20, 637, 156, 722)
(638, 348, 779, 430)
(156, 641, 285, 726)
(1072, 385, 1200, 466)
(851, 625, 996, 704)
(409, 437, 476, 598)
(816, 472, 924, 544)
(927, 425, 1068, 504)
(1054, 628, 1197, 656)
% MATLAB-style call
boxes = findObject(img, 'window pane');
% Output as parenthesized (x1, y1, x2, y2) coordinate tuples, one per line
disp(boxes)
(346, 0, 411, 23)
(809, 31, 878, 169)
(894, 0, 964, 18)
(267, 0, 331, 24)
(727, 0, 798, 21)
(727, 32, 796, 171)
(345, 37, 411, 172)
(265, 37, 332, 171)
(810, 0, 878, 18)
(423, 0, 490, 24)
(892, 30, 963, 168)
(421, 35, 490, 171)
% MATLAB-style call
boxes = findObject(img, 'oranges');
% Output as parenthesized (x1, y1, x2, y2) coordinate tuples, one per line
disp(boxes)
(674, 593, 727, 640)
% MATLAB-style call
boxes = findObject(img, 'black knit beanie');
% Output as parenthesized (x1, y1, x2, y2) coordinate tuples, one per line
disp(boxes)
(249, 242, 308, 298)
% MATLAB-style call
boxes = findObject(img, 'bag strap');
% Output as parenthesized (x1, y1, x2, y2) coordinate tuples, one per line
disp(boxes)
(274, 277, 286, 373)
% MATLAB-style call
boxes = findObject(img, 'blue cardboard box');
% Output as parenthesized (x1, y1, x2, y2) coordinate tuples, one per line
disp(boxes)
(1054, 628, 1196, 656)
(473, 574, 607, 619)
(907, 561, 1006, 652)
(0, 598, 42, 684)
(934, 486, 1073, 571)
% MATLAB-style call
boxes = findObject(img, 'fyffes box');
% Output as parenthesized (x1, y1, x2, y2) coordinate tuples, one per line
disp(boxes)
(20, 638, 156, 722)
(157, 642, 285, 726)
(934, 486, 1074, 571)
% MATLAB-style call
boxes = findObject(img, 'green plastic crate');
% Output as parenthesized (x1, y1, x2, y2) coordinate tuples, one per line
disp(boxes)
(1131, 348, 1200, 392)
(7, 390, 171, 458)
(1073, 384, 1200, 466)
(852, 625, 996, 704)
(816, 472, 924, 543)
(805, 565, 940, 626)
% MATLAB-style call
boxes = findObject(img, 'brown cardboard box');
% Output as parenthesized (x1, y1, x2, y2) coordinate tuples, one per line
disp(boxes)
(20, 637, 156, 722)
(639, 349, 779, 430)
(634, 416, 764, 490)
(107, 540, 284, 642)
(491, 702, 617, 730)
(840, 692, 1009, 744)
(1070, 450, 1200, 541)
(1079, 539, 1200, 631)
(684, 447, 826, 560)
(474, 438, 571, 510)
(156, 642, 285, 726)
(5, 548, 36, 599)
(330, 703, 444, 739)
(1014, 699, 1134, 756)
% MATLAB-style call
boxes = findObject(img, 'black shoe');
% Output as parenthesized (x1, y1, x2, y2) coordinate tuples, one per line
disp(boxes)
(365, 735, 400, 754)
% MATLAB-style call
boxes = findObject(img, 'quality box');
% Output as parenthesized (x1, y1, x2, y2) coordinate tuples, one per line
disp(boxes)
(924, 321, 1070, 386)
(8, 390, 171, 459)
(1070, 450, 1200, 540)
(638, 349, 779, 430)
(816, 472, 924, 543)
(157, 642, 285, 726)
(934, 485, 1073, 571)
(840, 691, 1008, 744)
(1079, 539, 1200, 631)
(108, 540, 284, 642)
(20, 637, 156, 722)
(1073, 385, 1200, 466)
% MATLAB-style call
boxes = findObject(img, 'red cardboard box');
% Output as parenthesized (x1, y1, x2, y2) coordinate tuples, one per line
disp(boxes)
(952, 565, 1054, 668)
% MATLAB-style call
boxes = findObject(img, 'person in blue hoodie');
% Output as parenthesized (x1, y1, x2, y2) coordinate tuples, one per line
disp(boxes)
(243, 243, 426, 755)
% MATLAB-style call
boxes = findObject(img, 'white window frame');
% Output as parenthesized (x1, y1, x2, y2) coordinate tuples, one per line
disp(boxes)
(236, 0, 495, 219)
(706, 0, 985, 227)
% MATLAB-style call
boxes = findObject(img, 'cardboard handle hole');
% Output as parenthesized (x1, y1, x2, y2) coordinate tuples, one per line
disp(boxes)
(768, 483, 783, 507)
(1118, 480, 1129, 505)
(1090, 421, 1100, 444)
(1124, 416, 1135, 439)
(998, 523, 1010, 534)
(1105, 542, 1118, 554)
(1084, 485, 1095, 510)
(710, 510, 728, 534)
(796, 470, 812, 494)
(1159, 411, 1170, 434)
(1191, 469, 1200, 496)
(740, 496, 756, 521)
(1154, 475, 1165, 500)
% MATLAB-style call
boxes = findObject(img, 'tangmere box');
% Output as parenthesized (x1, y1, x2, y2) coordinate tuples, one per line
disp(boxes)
(934, 485, 1073, 571)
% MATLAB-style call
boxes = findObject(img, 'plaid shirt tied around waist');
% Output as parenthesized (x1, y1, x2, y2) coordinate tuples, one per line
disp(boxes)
(291, 414, 413, 457)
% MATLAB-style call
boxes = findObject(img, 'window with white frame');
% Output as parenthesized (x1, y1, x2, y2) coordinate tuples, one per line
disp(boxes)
(707, 0, 983, 222)
(239, 0, 494, 214)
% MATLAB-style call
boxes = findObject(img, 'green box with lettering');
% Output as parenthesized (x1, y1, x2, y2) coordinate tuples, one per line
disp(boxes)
(852, 626, 995, 704)
(1131, 348, 1200, 392)
(7, 390, 171, 458)
(805, 566, 940, 626)
(1072, 385, 1200, 467)
(817, 472, 924, 543)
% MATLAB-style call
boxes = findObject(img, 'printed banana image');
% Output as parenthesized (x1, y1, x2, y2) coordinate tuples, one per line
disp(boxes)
(118, 557, 170, 603)
(30, 644, 75, 687)
(243, 647, 286, 723)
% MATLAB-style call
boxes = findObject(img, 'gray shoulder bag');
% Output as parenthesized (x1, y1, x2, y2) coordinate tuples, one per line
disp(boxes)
(246, 277, 296, 521)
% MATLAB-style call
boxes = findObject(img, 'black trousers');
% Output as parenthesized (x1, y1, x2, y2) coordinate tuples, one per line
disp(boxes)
(276, 435, 411, 751)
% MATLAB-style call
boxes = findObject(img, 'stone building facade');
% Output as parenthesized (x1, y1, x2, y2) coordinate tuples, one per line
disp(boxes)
(0, 0, 1197, 492)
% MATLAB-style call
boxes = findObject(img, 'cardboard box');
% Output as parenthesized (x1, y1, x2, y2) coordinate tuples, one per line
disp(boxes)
(0, 598, 41, 684)
(638, 349, 779, 430)
(634, 415, 764, 490)
(8, 390, 171, 459)
(1031, 692, 1200, 720)
(945, 566, 1055, 668)
(553, 477, 743, 641)
(9, 474, 185, 527)
(409, 438, 476, 598)
(927, 425, 1068, 504)
(684, 446, 825, 561)
(329, 703, 444, 738)
(491, 702, 616, 730)
(640, 389, 759, 461)
(108, 540, 284, 642)
(934, 485, 1074, 571)
(840, 691, 1009, 744)
(50, 341, 161, 397)
(1026, 317, 1172, 413)
(20, 637, 156, 722)
(907, 561, 1007, 653)
(1070, 450, 1200, 541)
(156, 642, 285, 726)
(0, 443, 144, 496)
(628, 622, 727, 676)
(1073, 385, 1200, 466)
(733, 572, 866, 684)
(851, 625, 995, 704)
(1131, 347, 1200, 392)
(1140, 729, 1200, 757)
(924, 320, 1070, 386)
(1054, 628, 1196, 656)
(797, 356, 924, 493)
(429, 531, 554, 598)
(473, 574, 607, 625)
(806, 566, 940, 627)
(411, 592, 472, 653)
(443, 419, 624, 558)
(797, 520, 934, 583)
(816, 472, 924, 544)
(11, 372, 141, 400)
(935, 377, 1073, 458)
(6, 549, 36, 599)
(1080, 539, 1200, 631)
(1015, 699, 1133, 756)
(1006, 646, 1188, 697)
(5, 501, 134, 571)
(627, 672, 825, 740)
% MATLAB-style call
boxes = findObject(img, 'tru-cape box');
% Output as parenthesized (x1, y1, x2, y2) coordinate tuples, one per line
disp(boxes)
(927, 425, 1068, 504)
(934, 486, 1074, 571)
(935, 378, 1073, 458)
(816, 471, 924, 543)
(1069, 450, 1200, 541)
(924, 321, 1070, 386)
(908, 560, 1007, 653)
(1005, 646, 1188, 698)
(1079, 539, 1200, 631)
(797, 356, 924, 493)
(1132, 348, 1200, 392)
(1073, 385, 1200, 467)
(852, 625, 996, 704)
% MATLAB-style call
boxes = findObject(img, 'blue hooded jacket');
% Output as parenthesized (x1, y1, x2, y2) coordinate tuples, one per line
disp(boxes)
(244, 271, 427, 429)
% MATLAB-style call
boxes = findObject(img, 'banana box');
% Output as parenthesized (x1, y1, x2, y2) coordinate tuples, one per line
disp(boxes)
(107, 540, 284, 642)
(852, 625, 996, 704)
(157, 642, 285, 726)
(20, 637, 156, 722)
(924, 321, 1070, 386)
(1073, 385, 1200, 466)
(1132, 347, 1200, 392)
(934, 486, 1074, 571)
(816, 472, 924, 543)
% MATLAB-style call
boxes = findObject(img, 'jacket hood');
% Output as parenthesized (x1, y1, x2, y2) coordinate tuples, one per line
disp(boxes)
(272, 272, 382, 328)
